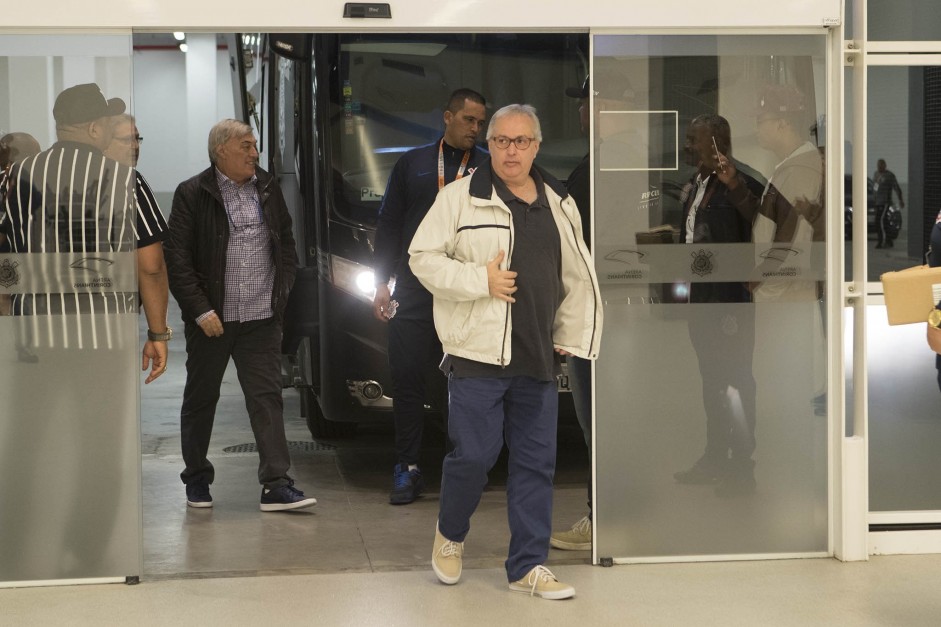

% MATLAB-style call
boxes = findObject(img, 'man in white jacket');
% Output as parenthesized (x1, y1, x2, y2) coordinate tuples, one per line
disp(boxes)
(409, 104, 602, 600)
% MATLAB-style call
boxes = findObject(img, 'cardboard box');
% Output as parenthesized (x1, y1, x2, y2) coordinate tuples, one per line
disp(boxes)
(880, 265, 941, 325)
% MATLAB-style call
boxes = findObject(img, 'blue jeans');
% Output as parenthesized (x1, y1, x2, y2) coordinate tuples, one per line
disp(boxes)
(438, 375, 558, 582)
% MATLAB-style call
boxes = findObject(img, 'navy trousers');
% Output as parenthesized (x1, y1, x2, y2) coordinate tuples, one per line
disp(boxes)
(438, 375, 557, 582)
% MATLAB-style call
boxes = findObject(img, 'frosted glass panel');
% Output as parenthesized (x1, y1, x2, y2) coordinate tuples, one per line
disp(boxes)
(592, 33, 829, 560)
(0, 34, 141, 583)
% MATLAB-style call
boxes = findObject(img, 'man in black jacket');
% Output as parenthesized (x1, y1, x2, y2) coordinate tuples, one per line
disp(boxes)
(673, 114, 764, 497)
(165, 118, 315, 511)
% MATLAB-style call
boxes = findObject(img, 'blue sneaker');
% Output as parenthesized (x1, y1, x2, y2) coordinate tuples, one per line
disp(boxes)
(390, 463, 424, 505)
(260, 481, 317, 512)
(186, 481, 213, 508)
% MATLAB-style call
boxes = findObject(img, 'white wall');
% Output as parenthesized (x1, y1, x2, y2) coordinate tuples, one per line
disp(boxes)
(131, 45, 234, 206)
(867, 68, 909, 185)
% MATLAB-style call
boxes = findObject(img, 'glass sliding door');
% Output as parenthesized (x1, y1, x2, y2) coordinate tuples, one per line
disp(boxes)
(0, 34, 142, 584)
(592, 32, 830, 560)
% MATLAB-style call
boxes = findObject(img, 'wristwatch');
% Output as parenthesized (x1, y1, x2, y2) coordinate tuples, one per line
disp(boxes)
(147, 327, 173, 341)
(929, 309, 941, 328)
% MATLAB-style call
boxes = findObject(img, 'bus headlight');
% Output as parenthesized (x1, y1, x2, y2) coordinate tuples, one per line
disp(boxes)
(331, 255, 377, 302)
(355, 269, 376, 295)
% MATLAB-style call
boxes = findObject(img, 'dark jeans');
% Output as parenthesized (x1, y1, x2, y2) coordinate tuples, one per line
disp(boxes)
(687, 306, 757, 465)
(388, 316, 445, 466)
(567, 355, 592, 518)
(439, 375, 557, 582)
(179, 317, 293, 490)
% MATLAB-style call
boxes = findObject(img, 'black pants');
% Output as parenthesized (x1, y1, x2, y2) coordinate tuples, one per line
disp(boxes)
(388, 316, 445, 466)
(687, 305, 757, 464)
(179, 317, 293, 489)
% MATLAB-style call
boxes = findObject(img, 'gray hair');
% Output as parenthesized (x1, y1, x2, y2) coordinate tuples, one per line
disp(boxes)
(486, 104, 543, 143)
(208, 119, 253, 164)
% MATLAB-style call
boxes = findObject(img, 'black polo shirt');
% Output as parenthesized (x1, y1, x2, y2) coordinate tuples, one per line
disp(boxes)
(445, 165, 562, 381)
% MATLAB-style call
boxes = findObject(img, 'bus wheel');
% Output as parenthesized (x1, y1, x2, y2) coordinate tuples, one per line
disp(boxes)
(301, 387, 358, 439)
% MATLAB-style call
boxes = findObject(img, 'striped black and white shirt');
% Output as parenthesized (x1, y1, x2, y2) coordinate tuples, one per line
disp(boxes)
(0, 140, 167, 317)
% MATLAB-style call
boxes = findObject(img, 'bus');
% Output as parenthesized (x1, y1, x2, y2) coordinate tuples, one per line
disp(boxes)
(229, 32, 588, 437)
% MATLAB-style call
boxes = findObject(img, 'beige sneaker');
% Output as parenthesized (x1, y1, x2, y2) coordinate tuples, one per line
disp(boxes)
(432, 524, 463, 585)
(509, 565, 575, 600)
(549, 515, 592, 550)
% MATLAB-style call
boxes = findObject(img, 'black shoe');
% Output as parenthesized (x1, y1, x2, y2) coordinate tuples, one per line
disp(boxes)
(390, 463, 424, 504)
(260, 481, 317, 511)
(673, 458, 727, 485)
(186, 481, 213, 508)
(886, 240, 894, 248)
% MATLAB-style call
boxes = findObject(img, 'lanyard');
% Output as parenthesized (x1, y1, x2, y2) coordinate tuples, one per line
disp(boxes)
(438, 138, 471, 191)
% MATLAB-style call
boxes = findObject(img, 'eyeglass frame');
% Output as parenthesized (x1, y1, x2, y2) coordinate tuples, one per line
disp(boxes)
(490, 135, 536, 150)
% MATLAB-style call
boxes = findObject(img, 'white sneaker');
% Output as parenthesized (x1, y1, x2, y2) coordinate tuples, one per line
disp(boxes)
(509, 565, 575, 600)
(549, 515, 591, 550)
(432, 524, 463, 585)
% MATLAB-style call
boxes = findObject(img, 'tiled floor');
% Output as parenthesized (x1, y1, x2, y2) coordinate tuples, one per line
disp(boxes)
(8, 298, 941, 625)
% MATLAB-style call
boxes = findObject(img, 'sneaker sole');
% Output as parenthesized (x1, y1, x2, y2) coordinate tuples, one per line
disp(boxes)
(432, 559, 461, 585)
(259, 497, 317, 512)
(186, 500, 213, 508)
(389, 492, 420, 505)
(549, 538, 590, 551)
(508, 583, 575, 600)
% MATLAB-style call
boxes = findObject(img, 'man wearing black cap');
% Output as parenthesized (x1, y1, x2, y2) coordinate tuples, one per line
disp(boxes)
(0, 82, 170, 382)
(716, 83, 824, 303)
(713, 84, 826, 494)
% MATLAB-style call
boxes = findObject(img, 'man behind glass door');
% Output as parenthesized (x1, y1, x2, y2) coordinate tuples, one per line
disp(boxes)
(0, 83, 170, 578)
(715, 84, 826, 492)
(372, 88, 488, 505)
(673, 114, 764, 497)
(0, 84, 170, 381)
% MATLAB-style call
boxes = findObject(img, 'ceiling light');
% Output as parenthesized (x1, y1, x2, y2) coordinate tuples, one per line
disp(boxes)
(173, 32, 185, 41)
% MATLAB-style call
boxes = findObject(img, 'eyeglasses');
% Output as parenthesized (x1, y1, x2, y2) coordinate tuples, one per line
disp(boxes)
(491, 135, 535, 150)
(114, 135, 143, 144)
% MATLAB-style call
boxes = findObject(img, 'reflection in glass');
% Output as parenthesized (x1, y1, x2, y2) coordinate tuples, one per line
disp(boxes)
(0, 35, 142, 583)
(672, 115, 762, 495)
(592, 34, 828, 559)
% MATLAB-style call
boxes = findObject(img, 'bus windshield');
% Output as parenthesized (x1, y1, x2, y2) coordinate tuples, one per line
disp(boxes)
(327, 33, 588, 226)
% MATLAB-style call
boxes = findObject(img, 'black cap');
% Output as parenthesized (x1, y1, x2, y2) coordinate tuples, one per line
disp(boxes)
(755, 84, 807, 117)
(566, 72, 634, 102)
(566, 75, 590, 99)
(53, 83, 126, 125)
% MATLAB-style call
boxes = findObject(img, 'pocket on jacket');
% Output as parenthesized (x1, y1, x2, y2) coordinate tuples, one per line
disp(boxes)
(442, 298, 482, 346)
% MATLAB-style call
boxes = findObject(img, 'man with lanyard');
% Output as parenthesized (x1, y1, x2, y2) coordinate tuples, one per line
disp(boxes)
(372, 88, 488, 505)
